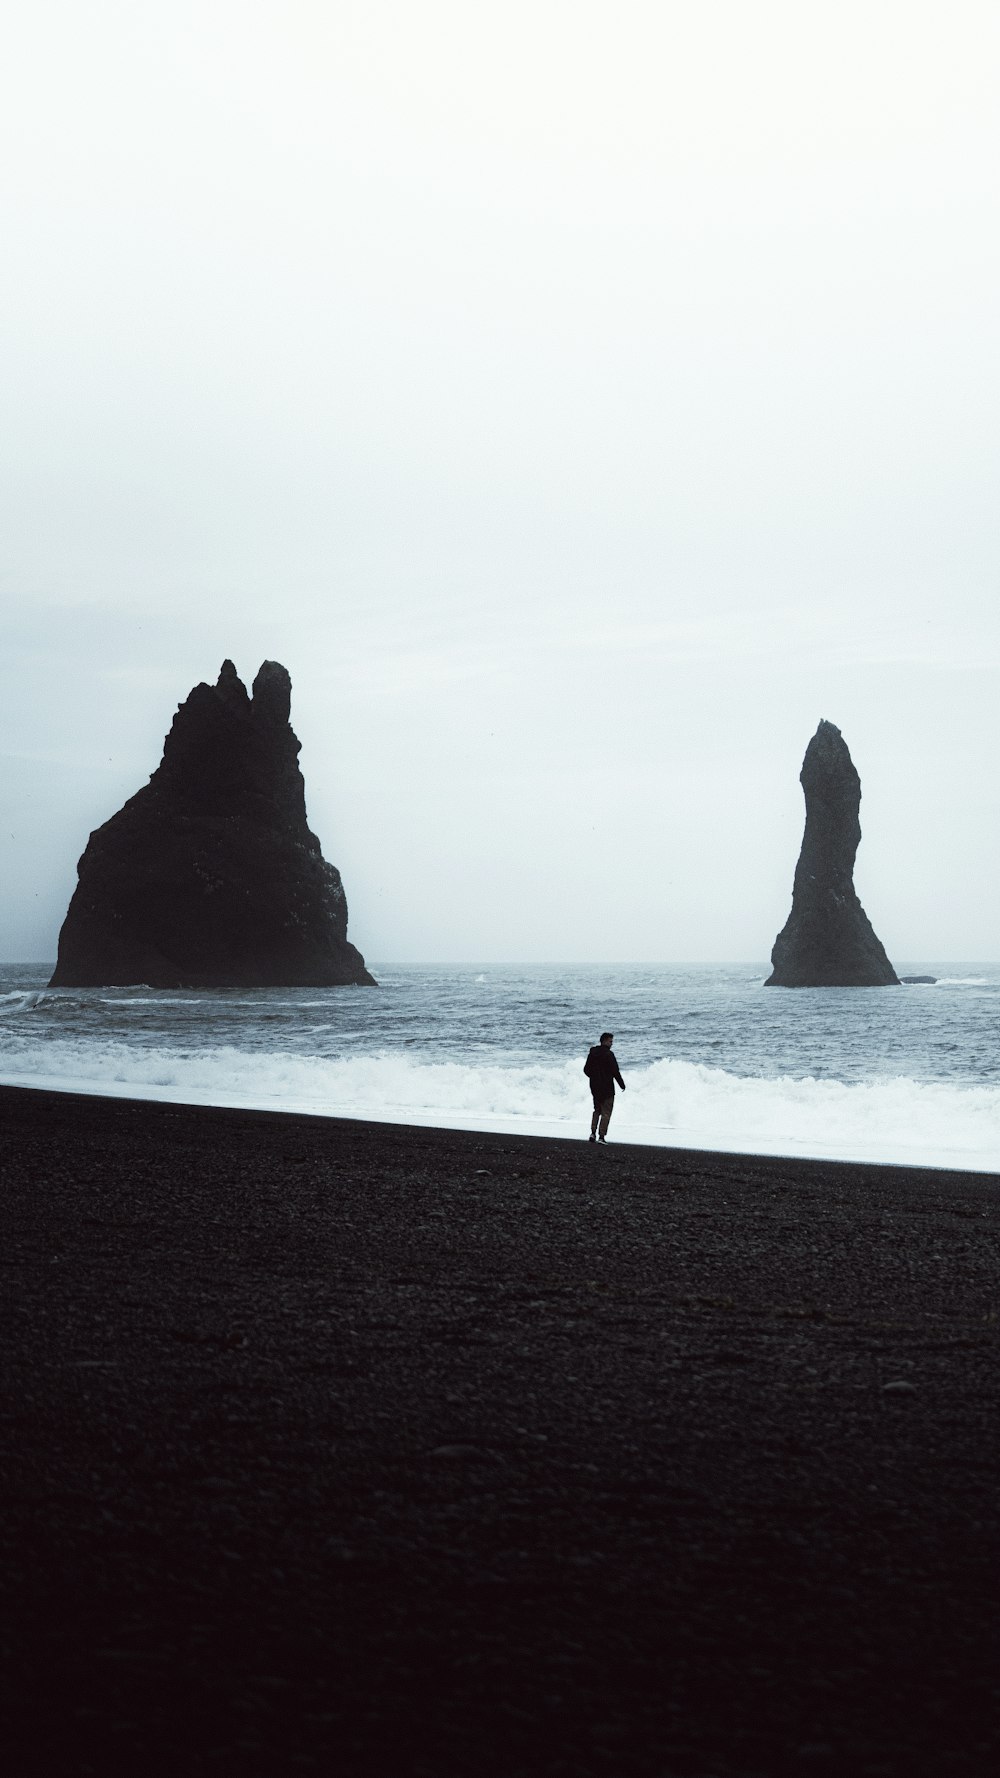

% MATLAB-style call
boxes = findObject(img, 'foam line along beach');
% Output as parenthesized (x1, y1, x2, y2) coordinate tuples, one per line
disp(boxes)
(2, 961, 999, 1170)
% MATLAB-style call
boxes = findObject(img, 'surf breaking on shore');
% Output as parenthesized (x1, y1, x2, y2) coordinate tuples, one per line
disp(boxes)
(1, 1030, 998, 1173)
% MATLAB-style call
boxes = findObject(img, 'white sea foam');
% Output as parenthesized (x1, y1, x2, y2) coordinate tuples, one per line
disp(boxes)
(1, 1040, 998, 1172)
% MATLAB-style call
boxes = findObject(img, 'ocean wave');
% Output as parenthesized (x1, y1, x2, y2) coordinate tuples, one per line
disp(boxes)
(98, 997, 206, 1007)
(0, 1041, 997, 1172)
(0, 990, 48, 1015)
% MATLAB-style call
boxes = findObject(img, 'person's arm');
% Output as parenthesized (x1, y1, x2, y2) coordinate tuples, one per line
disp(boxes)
(612, 1054, 625, 1090)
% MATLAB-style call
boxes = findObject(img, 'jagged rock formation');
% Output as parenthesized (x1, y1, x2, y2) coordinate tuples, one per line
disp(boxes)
(765, 721, 898, 988)
(50, 661, 376, 989)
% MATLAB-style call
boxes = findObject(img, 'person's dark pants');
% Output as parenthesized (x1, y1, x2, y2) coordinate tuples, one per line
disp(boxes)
(590, 1092, 614, 1138)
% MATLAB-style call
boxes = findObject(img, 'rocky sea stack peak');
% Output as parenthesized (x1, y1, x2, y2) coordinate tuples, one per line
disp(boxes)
(765, 720, 898, 988)
(50, 661, 375, 989)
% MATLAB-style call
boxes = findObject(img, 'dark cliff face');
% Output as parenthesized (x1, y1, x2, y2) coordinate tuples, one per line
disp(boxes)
(50, 661, 376, 989)
(765, 721, 898, 988)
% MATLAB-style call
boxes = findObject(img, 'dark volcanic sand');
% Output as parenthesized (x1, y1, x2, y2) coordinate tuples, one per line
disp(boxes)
(1, 1086, 997, 1778)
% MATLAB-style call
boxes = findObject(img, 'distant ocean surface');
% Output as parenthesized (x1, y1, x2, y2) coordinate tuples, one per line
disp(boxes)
(1, 962, 999, 1174)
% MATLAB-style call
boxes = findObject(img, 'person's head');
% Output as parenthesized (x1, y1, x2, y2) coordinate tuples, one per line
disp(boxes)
(600, 1032, 613, 1047)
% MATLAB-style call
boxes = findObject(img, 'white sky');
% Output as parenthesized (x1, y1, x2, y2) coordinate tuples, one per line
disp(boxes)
(2, 1, 998, 963)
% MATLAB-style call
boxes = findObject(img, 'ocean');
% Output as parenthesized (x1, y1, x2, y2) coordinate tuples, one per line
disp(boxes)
(2, 961, 999, 1173)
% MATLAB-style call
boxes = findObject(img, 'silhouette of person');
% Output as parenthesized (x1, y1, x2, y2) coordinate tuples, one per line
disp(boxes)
(584, 1032, 625, 1142)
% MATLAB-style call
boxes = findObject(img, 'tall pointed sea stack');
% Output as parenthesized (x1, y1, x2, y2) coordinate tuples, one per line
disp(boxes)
(765, 720, 898, 988)
(50, 661, 376, 988)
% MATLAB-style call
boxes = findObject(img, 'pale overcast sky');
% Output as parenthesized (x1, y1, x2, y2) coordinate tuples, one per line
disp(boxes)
(2, 1, 998, 963)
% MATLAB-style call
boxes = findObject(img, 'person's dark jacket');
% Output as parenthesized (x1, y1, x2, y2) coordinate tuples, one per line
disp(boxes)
(584, 1044, 625, 1099)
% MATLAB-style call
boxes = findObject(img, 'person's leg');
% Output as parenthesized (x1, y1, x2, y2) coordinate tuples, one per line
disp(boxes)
(590, 1097, 600, 1138)
(598, 1094, 614, 1138)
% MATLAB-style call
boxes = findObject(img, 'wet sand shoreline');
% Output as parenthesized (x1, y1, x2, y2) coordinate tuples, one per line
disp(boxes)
(1, 1084, 997, 1776)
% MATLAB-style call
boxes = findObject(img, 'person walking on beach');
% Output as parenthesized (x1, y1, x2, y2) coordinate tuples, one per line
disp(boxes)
(584, 1032, 625, 1142)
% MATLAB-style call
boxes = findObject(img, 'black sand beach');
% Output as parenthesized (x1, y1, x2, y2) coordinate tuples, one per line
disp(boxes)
(1, 1084, 997, 1777)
